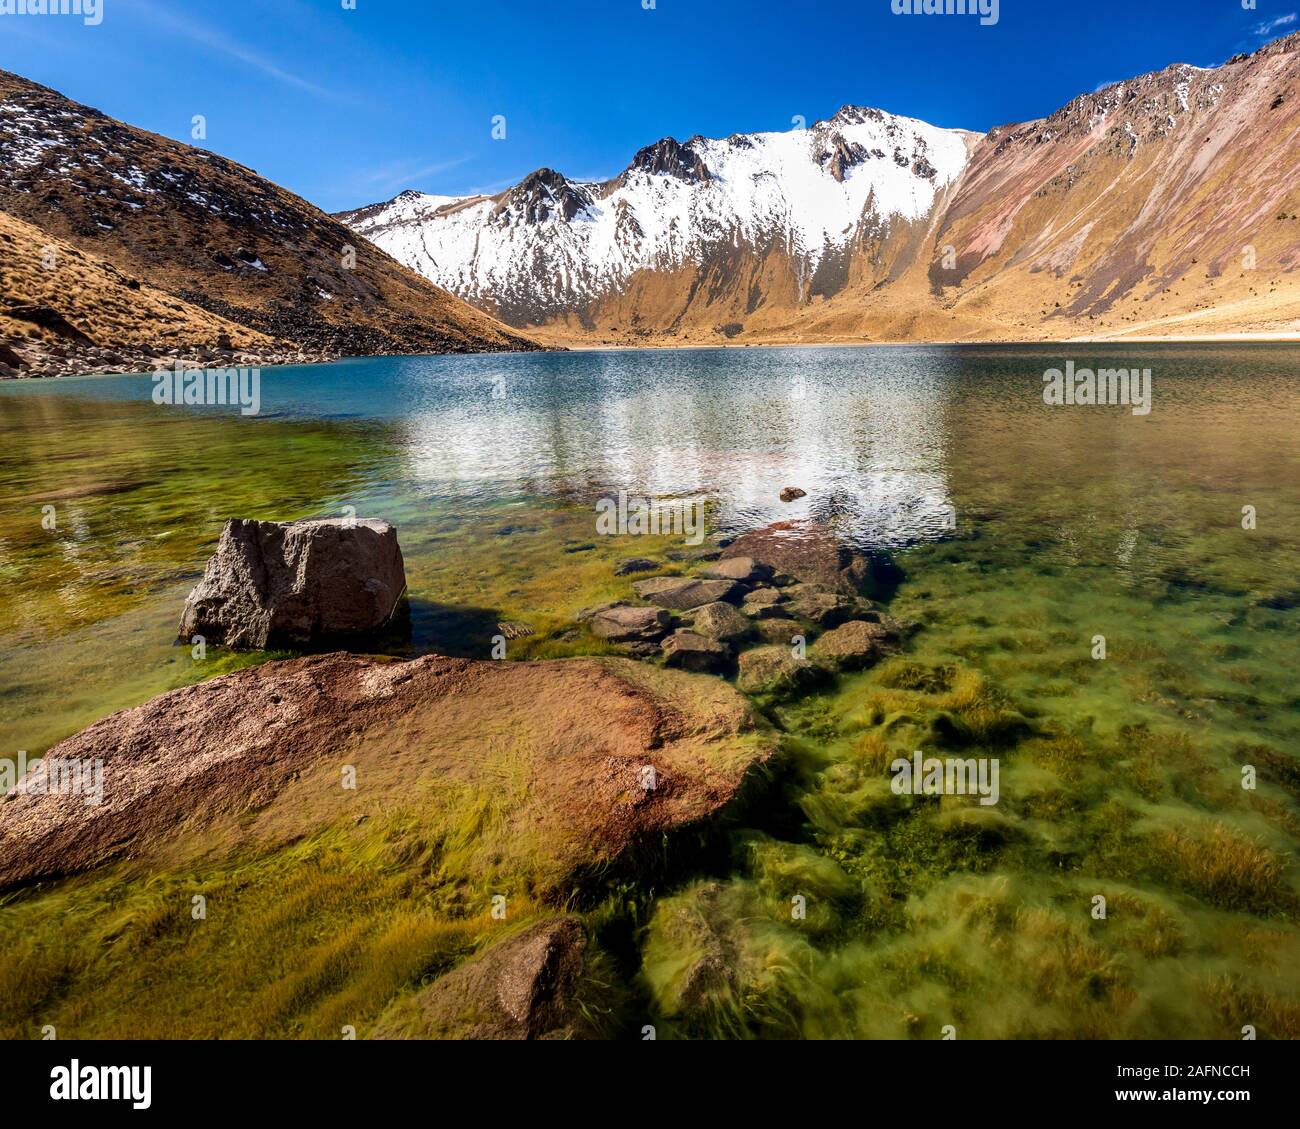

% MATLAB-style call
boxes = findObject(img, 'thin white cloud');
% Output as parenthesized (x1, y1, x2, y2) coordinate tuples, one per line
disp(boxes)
(130, 1, 339, 99)
(1254, 13, 1297, 37)
(360, 156, 474, 189)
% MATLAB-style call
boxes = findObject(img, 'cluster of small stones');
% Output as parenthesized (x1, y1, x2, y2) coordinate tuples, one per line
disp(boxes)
(577, 536, 911, 696)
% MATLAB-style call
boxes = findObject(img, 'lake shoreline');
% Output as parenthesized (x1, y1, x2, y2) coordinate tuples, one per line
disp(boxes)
(6, 333, 1300, 383)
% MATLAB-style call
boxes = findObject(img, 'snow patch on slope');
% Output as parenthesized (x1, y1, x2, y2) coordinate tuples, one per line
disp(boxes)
(344, 108, 976, 318)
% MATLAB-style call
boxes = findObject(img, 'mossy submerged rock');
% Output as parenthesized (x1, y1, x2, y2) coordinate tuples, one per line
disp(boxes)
(373, 917, 595, 1040)
(737, 646, 822, 695)
(0, 653, 776, 894)
(688, 601, 753, 643)
(811, 619, 898, 671)
(783, 585, 863, 628)
(741, 587, 789, 618)
(178, 517, 407, 650)
(754, 618, 806, 646)
(634, 576, 741, 610)
(663, 631, 730, 674)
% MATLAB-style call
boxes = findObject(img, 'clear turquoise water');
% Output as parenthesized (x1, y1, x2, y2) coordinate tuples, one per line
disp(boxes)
(1, 344, 1297, 1038)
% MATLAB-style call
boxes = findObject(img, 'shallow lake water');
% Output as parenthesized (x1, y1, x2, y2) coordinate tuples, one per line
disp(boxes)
(1, 344, 1297, 1038)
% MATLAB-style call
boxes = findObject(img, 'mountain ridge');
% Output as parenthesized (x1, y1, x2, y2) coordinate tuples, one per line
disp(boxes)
(343, 31, 1300, 345)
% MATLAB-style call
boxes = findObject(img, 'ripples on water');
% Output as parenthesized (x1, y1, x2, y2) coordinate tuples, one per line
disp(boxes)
(15, 342, 1295, 553)
(1, 344, 1298, 1038)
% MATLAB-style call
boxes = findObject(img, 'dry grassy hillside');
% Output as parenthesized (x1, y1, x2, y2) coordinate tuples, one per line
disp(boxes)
(0, 211, 282, 377)
(0, 68, 544, 375)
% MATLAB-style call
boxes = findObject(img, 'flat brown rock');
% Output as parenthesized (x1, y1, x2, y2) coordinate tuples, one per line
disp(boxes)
(722, 522, 871, 594)
(587, 604, 670, 642)
(632, 577, 740, 610)
(0, 653, 775, 894)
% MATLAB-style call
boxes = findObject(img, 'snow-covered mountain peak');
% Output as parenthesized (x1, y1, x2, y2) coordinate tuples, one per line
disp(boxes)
(340, 106, 979, 324)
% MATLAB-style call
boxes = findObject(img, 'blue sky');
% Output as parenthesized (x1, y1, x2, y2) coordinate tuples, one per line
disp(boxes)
(0, 0, 1295, 212)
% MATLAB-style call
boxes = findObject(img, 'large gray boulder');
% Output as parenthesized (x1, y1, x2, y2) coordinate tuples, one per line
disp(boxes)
(178, 517, 407, 649)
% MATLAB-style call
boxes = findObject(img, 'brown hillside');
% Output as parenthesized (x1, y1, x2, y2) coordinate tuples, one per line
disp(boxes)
(0, 210, 280, 376)
(0, 68, 544, 371)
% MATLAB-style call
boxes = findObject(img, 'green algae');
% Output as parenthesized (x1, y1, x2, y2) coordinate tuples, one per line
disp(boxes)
(1, 346, 1298, 1040)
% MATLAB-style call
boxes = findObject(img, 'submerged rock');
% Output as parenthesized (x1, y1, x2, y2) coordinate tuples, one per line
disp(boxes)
(811, 619, 897, 671)
(587, 604, 670, 643)
(662, 631, 730, 674)
(783, 585, 862, 628)
(779, 487, 808, 502)
(741, 587, 789, 618)
(0, 653, 775, 894)
(689, 601, 753, 643)
(722, 521, 873, 595)
(737, 646, 821, 695)
(373, 917, 593, 1040)
(665, 546, 723, 563)
(754, 619, 805, 646)
(633, 577, 740, 610)
(699, 556, 772, 584)
(177, 517, 407, 650)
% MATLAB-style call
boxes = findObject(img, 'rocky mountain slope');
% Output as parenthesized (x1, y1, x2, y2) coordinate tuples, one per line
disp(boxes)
(345, 32, 1300, 344)
(342, 109, 976, 335)
(0, 69, 543, 376)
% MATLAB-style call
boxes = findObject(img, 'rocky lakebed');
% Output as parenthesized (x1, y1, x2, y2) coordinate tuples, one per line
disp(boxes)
(0, 509, 918, 1038)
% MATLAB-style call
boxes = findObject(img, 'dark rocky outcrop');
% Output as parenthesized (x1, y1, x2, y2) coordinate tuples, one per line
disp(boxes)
(614, 557, 660, 576)
(178, 517, 407, 650)
(493, 169, 593, 224)
(629, 137, 712, 184)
